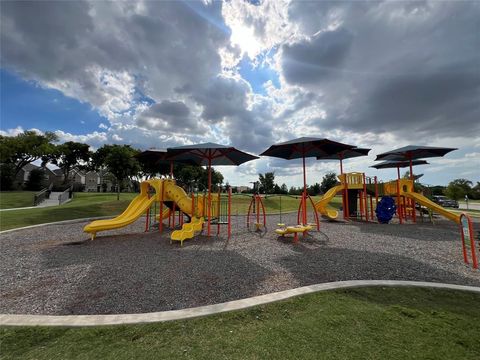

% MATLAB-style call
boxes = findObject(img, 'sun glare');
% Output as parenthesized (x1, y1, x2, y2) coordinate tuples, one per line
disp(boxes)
(230, 24, 262, 58)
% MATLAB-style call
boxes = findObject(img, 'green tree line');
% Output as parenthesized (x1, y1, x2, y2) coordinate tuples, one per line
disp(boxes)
(0, 131, 223, 197)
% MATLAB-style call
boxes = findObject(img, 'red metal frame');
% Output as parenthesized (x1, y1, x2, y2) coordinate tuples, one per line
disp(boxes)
(396, 167, 403, 224)
(159, 182, 165, 233)
(228, 187, 231, 238)
(362, 173, 369, 222)
(145, 189, 151, 232)
(460, 213, 478, 269)
(247, 194, 266, 228)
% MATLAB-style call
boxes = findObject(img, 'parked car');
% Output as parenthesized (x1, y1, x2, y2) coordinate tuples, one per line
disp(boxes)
(432, 195, 459, 208)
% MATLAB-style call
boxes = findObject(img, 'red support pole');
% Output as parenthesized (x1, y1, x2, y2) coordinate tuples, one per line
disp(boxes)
(172, 201, 176, 229)
(302, 155, 307, 225)
(159, 182, 164, 233)
(169, 161, 174, 178)
(358, 192, 363, 220)
(344, 175, 350, 220)
(217, 189, 221, 235)
(145, 189, 150, 232)
(396, 167, 403, 224)
(374, 176, 379, 204)
(409, 157, 416, 223)
(207, 152, 212, 237)
(339, 158, 347, 221)
(256, 196, 260, 224)
(363, 173, 368, 222)
(247, 196, 254, 227)
(228, 188, 231, 239)
(260, 197, 266, 226)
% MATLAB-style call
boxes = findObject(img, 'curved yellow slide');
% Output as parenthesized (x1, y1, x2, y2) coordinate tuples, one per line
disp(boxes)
(84, 179, 205, 241)
(163, 181, 202, 217)
(314, 184, 344, 220)
(404, 192, 460, 224)
(83, 193, 156, 239)
(164, 181, 205, 244)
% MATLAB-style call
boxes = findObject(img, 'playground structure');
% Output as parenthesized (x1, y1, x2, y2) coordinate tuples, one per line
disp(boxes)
(81, 141, 476, 270)
(84, 178, 232, 246)
(314, 171, 462, 226)
(315, 172, 378, 221)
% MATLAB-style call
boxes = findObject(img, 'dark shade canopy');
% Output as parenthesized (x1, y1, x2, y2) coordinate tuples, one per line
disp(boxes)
(167, 142, 258, 166)
(135, 149, 198, 165)
(316, 147, 370, 160)
(166, 142, 258, 237)
(375, 145, 457, 161)
(371, 159, 429, 169)
(259, 137, 356, 159)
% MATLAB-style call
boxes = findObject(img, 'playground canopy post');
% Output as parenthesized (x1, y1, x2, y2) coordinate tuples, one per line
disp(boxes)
(375, 145, 457, 223)
(371, 159, 429, 223)
(316, 147, 370, 220)
(167, 143, 258, 236)
(260, 137, 356, 231)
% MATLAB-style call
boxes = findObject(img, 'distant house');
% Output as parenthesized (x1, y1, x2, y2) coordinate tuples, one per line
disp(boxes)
(15, 164, 58, 189)
(234, 186, 250, 193)
(14, 163, 134, 192)
(85, 171, 100, 192)
(15, 163, 38, 187)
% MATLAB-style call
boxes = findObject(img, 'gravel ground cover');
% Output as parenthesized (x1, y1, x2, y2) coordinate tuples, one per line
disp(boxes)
(0, 212, 479, 315)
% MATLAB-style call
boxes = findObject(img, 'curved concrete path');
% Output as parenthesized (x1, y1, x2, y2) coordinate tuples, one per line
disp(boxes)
(1, 280, 479, 327)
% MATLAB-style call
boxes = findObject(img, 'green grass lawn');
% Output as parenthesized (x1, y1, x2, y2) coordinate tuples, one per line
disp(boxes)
(228, 194, 342, 215)
(0, 191, 36, 209)
(0, 192, 137, 231)
(1, 287, 479, 359)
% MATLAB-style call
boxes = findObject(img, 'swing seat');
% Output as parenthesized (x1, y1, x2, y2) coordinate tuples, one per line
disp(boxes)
(275, 224, 312, 236)
(277, 223, 285, 227)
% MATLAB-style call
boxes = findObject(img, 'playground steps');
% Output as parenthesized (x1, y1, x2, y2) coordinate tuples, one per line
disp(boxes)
(170, 217, 204, 246)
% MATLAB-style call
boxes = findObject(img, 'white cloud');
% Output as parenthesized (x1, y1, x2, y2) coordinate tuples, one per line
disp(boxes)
(1, 0, 479, 186)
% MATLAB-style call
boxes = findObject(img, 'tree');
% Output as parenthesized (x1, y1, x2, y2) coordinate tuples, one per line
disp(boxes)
(273, 183, 281, 194)
(259, 172, 275, 194)
(308, 182, 321, 196)
(49, 141, 91, 184)
(445, 178, 472, 201)
(98, 145, 141, 200)
(320, 172, 338, 194)
(0, 131, 58, 177)
(280, 183, 288, 194)
(470, 182, 480, 200)
(0, 163, 15, 190)
(25, 168, 46, 191)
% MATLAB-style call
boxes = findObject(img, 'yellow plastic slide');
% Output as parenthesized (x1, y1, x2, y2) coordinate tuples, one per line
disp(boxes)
(171, 217, 204, 246)
(84, 179, 204, 241)
(314, 184, 344, 220)
(83, 193, 156, 240)
(404, 192, 460, 224)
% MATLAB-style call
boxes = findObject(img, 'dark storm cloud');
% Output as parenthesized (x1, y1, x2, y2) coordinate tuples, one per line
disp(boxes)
(136, 100, 201, 133)
(0, 0, 230, 113)
(282, 28, 353, 84)
(284, 0, 480, 139)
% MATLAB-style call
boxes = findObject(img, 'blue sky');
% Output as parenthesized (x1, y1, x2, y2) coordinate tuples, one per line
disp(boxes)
(1, 1, 478, 187)
(1, 69, 106, 133)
